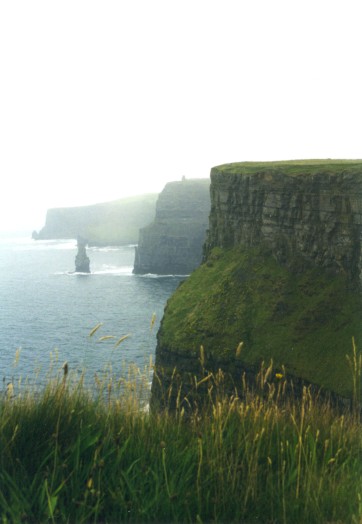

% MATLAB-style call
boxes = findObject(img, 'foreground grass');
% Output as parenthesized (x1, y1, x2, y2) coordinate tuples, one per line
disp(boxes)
(0, 365, 361, 523)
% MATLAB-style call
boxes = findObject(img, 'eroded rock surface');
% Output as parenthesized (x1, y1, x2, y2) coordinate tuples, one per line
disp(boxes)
(205, 162, 362, 281)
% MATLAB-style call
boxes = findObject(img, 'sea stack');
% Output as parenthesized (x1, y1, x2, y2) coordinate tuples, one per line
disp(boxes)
(75, 236, 90, 273)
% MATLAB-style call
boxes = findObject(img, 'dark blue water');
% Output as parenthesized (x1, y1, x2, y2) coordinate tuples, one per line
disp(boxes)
(0, 236, 184, 389)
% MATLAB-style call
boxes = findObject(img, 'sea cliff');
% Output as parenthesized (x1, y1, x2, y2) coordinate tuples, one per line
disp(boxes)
(33, 194, 158, 246)
(133, 178, 210, 275)
(151, 160, 362, 408)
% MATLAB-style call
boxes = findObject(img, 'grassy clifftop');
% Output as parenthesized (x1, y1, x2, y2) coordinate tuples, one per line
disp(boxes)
(213, 159, 362, 176)
(158, 246, 362, 398)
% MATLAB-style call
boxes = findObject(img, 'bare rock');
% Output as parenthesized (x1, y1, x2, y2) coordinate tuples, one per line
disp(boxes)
(75, 236, 90, 273)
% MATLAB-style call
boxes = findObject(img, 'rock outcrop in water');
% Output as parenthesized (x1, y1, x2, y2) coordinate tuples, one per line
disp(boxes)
(133, 178, 210, 275)
(33, 194, 158, 246)
(151, 160, 362, 408)
(75, 237, 90, 273)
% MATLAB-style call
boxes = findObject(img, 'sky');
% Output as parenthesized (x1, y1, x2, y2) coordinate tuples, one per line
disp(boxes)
(1, 0, 362, 232)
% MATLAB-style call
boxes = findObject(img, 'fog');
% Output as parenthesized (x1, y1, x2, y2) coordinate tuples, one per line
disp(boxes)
(1, 0, 361, 232)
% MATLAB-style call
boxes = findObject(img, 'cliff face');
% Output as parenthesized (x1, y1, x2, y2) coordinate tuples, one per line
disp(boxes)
(133, 178, 210, 275)
(205, 162, 362, 281)
(33, 194, 158, 246)
(151, 161, 362, 408)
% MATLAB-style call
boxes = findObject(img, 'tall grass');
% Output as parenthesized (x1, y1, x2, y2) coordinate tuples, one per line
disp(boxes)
(0, 353, 361, 523)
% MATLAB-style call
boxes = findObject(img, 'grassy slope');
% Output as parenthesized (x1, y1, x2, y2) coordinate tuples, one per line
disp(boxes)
(159, 246, 362, 398)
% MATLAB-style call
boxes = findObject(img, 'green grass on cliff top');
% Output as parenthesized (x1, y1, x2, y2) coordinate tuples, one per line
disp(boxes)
(213, 159, 362, 176)
(159, 246, 362, 398)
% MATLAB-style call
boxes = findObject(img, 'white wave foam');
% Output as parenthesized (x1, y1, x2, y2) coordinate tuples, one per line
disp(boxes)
(89, 247, 122, 252)
(53, 271, 91, 276)
(137, 273, 189, 279)
(89, 244, 137, 252)
(93, 265, 133, 276)
(55, 265, 134, 276)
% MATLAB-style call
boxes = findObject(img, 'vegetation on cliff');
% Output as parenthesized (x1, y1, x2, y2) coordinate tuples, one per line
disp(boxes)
(213, 158, 362, 176)
(153, 160, 362, 403)
(157, 245, 362, 399)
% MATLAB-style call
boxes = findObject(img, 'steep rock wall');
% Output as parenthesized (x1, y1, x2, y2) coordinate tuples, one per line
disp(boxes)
(205, 162, 362, 281)
(133, 178, 210, 275)
(151, 161, 362, 408)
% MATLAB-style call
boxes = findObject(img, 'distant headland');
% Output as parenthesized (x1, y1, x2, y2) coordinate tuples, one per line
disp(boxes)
(33, 179, 212, 276)
(32, 194, 158, 246)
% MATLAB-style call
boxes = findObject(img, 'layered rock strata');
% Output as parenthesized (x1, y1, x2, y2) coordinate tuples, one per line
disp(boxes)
(205, 162, 362, 281)
(133, 178, 210, 275)
(151, 160, 362, 409)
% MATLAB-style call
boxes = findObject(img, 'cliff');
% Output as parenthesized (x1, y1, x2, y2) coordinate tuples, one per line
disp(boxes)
(133, 178, 210, 275)
(151, 160, 362, 408)
(33, 194, 158, 246)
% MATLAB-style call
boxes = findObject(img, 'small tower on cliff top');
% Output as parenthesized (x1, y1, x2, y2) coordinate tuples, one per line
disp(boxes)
(75, 236, 90, 273)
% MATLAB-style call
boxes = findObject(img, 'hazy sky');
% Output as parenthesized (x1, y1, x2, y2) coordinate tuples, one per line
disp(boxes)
(1, 1, 361, 232)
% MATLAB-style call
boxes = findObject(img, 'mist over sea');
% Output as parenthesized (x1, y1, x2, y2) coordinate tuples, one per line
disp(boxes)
(0, 236, 183, 390)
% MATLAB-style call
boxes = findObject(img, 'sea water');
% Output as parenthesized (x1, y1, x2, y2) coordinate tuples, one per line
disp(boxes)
(0, 235, 184, 390)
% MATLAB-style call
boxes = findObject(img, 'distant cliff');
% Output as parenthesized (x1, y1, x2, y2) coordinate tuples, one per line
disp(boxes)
(133, 178, 210, 275)
(33, 194, 158, 246)
(151, 160, 362, 408)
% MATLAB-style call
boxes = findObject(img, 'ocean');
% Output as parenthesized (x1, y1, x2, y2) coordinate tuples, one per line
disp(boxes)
(0, 235, 184, 391)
